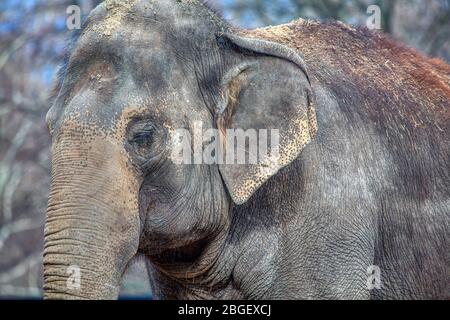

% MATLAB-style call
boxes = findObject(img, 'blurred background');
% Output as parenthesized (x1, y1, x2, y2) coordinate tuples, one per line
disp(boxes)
(0, 0, 449, 299)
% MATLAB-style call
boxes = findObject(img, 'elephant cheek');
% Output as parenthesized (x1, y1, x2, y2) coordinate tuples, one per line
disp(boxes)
(43, 132, 141, 300)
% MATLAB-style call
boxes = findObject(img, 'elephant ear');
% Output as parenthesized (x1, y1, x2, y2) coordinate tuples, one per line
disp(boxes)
(216, 32, 317, 205)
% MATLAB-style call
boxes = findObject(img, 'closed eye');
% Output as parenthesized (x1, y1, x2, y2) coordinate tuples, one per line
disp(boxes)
(126, 120, 167, 165)
(131, 130, 153, 146)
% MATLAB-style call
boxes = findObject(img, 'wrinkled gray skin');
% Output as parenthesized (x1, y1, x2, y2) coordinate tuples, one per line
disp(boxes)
(44, 0, 449, 299)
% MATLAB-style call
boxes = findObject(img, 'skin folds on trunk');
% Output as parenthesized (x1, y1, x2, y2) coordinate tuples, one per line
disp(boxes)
(43, 125, 141, 299)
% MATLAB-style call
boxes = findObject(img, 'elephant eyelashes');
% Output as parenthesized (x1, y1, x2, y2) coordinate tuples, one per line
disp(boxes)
(132, 130, 153, 148)
(128, 122, 156, 158)
(131, 131, 154, 158)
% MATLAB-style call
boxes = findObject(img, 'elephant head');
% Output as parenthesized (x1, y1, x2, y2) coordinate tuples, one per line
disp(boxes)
(44, 0, 316, 299)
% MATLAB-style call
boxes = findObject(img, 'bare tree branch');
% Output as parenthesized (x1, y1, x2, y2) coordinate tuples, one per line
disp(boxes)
(0, 218, 41, 250)
(0, 252, 41, 284)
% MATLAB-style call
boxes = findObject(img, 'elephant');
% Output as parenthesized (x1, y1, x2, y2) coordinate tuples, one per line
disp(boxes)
(44, 0, 450, 299)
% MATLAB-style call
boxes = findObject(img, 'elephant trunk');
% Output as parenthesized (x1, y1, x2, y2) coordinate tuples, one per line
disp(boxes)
(43, 130, 141, 299)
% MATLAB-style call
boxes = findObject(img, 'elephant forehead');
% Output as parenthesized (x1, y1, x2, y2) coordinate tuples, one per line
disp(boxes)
(90, 0, 139, 37)
(58, 38, 179, 138)
(84, 0, 181, 39)
(59, 103, 151, 141)
(60, 28, 190, 126)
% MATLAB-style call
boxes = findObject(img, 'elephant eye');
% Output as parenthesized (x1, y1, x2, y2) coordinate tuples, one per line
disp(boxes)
(131, 130, 153, 149)
(127, 120, 166, 163)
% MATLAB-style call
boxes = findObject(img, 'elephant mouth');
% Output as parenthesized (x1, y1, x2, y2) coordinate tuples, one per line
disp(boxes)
(149, 237, 209, 268)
